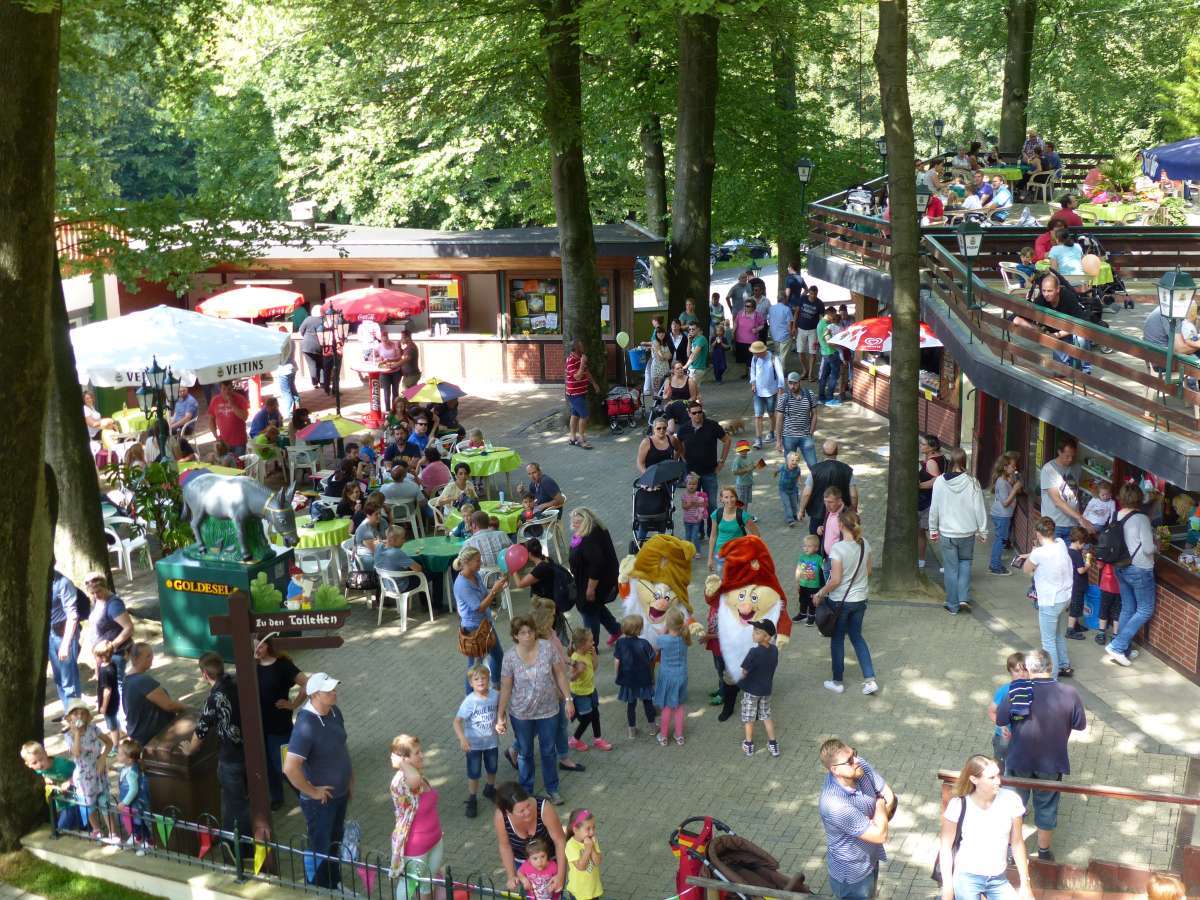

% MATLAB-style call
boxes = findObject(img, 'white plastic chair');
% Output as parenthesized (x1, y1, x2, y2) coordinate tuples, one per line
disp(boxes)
(516, 509, 564, 563)
(1025, 169, 1057, 204)
(433, 434, 458, 457)
(479, 565, 514, 619)
(295, 546, 338, 587)
(240, 452, 265, 483)
(287, 444, 319, 488)
(998, 262, 1029, 294)
(105, 517, 151, 581)
(340, 537, 372, 598)
(376, 568, 434, 631)
(387, 499, 423, 540)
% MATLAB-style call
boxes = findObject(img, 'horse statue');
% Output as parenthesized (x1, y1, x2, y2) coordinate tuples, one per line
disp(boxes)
(182, 474, 300, 561)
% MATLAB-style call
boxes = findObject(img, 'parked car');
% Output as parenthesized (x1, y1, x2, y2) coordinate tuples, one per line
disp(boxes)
(711, 237, 771, 263)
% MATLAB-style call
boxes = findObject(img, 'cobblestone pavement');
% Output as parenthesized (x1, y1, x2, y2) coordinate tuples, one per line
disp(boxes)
(45, 371, 1196, 898)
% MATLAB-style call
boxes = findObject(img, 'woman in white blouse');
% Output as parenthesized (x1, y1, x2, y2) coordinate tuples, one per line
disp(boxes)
(939, 754, 1034, 900)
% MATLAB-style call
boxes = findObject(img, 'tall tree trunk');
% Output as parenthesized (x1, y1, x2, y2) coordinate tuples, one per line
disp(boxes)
(0, 0, 61, 851)
(640, 112, 669, 307)
(998, 0, 1037, 157)
(538, 0, 606, 409)
(771, 17, 802, 301)
(874, 0, 923, 595)
(47, 261, 112, 586)
(667, 12, 719, 326)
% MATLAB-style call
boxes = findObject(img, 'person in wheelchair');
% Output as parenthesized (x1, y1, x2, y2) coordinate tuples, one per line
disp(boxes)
(1011, 273, 1094, 374)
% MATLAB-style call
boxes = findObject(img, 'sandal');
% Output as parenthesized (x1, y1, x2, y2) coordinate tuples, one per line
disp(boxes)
(1058, 666, 1074, 678)
(578, 441, 594, 450)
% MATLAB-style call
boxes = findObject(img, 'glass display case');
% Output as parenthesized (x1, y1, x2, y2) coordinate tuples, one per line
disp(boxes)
(508, 275, 612, 336)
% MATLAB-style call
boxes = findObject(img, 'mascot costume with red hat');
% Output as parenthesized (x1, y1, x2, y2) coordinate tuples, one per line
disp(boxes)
(704, 534, 791, 720)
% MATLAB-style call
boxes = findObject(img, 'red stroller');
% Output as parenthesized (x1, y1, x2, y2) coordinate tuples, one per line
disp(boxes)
(670, 816, 809, 899)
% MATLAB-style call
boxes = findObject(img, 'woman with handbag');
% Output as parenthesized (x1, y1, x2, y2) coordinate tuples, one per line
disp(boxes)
(937, 754, 1034, 900)
(813, 508, 878, 696)
(568, 508, 622, 648)
(453, 547, 506, 692)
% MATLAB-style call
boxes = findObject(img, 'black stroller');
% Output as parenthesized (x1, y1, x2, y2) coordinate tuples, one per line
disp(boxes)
(631, 459, 685, 553)
(1076, 232, 1133, 309)
(670, 816, 810, 899)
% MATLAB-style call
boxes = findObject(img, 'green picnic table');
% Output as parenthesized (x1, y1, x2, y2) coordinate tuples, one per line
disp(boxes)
(403, 535, 466, 607)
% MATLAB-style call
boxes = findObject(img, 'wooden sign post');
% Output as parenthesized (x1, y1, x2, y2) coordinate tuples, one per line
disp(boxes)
(209, 590, 349, 854)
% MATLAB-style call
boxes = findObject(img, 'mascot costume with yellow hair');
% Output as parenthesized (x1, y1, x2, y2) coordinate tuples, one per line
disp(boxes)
(704, 534, 791, 721)
(617, 534, 705, 651)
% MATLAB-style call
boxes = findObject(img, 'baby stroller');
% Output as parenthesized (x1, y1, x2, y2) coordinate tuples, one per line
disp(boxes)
(606, 384, 642, 434)
(670, 816, 809, 900)
(631, 459, 684, 553)
(644, 395, 690, 436)
(1076, 233, 1132, 309)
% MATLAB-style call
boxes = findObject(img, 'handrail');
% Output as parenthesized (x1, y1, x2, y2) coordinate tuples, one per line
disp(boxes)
(936, 769, 1200, 807)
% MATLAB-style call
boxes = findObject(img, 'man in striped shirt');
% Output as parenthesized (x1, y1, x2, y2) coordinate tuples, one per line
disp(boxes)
(774, 372, 818, 469)
(565, 339, 595, 450)
(818, 739, 895, 899)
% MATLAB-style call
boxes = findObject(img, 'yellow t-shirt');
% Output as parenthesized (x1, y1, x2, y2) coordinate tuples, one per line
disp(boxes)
(569, 651, 594, 696)
(565, 837, 602, 900)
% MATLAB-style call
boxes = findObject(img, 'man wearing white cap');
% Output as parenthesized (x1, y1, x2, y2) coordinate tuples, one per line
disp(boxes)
(284, 673, 353, 889)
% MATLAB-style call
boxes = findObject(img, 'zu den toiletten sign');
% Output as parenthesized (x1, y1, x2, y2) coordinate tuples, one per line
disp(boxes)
(208, 608, 351, 638)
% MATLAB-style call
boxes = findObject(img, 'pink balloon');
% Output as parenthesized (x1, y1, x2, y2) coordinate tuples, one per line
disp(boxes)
(504, 543, 530, 572)
(1081, 254, 1102, 277)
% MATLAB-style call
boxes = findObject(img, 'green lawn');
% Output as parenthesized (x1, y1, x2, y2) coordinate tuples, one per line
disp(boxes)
(0, 850, 159, 900)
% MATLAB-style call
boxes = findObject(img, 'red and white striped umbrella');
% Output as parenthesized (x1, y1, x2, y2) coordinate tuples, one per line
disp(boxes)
(197, 286, 304, 320)
(828, 316, 943, 353)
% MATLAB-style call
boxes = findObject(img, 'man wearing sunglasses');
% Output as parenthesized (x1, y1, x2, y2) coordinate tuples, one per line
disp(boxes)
(676, 402, 730, 524)
(818, 738, 896, 898)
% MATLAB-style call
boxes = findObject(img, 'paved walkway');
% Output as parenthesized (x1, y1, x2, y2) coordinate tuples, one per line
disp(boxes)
(44, 366, 1200, 898)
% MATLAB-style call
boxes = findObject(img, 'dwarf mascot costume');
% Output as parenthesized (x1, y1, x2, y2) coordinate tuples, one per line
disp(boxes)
(704, 535, 791, 721)
(618, 534, 704, 651)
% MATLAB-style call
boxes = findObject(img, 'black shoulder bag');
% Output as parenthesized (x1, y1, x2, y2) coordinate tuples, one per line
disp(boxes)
(815, 542, 864, 637)
(931, 796, 968, 885)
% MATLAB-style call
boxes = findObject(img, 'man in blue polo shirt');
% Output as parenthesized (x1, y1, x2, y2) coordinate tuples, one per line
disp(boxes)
(523, 463, 564, 516)
(818, 739, 895, 898)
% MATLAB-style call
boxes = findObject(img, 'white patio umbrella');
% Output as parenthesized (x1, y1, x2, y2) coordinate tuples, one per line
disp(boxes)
(71, 305, 290, 387)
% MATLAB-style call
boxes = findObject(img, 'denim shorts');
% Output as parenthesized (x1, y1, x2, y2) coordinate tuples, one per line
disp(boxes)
(752, 394, 777, 417)
(1006, 768, 1062, 829)
(566, 394, 588, 418)
(465, 747, 499, 780)
(572, 690, 596, 716)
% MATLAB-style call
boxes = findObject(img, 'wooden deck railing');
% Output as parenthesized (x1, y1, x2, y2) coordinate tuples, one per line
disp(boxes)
(923, 236, 1200, 437)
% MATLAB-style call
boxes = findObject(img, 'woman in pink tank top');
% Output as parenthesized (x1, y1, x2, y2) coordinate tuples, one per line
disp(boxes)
(390, 734, 444, 898)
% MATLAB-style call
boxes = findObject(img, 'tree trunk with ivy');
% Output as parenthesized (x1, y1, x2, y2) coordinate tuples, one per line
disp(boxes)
(667, 12, 719, 326)
(538, 0, 606, 413)
(874, 0, 924, 595)
(46, 261, 112, 587)
(0, 0, 61, 852)
(999, 0, 1037, 157)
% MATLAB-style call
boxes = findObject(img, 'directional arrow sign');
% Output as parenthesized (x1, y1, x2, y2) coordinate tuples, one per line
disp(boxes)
(210, 609, 351, 637)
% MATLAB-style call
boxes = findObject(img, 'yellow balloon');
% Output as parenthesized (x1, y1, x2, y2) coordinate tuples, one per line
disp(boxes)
(1081, 254, 1102, 277)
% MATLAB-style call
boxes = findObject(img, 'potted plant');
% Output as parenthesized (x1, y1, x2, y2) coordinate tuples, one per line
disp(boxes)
(101, 459, 193, 559)
(1097, 156, 1139, 197)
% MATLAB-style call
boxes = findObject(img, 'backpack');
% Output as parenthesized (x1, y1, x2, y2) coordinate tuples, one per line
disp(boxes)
(1094, 511, 1145, 566)
(550, 561, 578, 613)
(74, 586, 92, 621)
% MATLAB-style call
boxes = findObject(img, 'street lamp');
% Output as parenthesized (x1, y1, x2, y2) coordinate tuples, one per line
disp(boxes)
(957, 220, 985, 310)
(1157, 268, 1197, 390)
(137, 355, 179, 460)
(797, 157, 814, 219)
(319, 307, 352, 414)
(933, 118, 945, 157)
(874, 135, 888, 176)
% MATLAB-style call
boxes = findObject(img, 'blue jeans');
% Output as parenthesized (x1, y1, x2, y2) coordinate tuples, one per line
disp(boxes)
(818, 354, 841, 403)
(509, 714, 559, 796)
(579, 600, 620, 646)
(464, 631, 504, 693)
(276, 372, 297, 420)
(698, 473, 719, 530)
(1111, 565, 1157, 655)
(828, 865, 878, 899)
(48, 629, 81, 712)
(265, 733, 290, 806)
(942, 536, 976, 611)
(1054, 525, 1073, 540)
(684, 521, 704, 556)
(989, 515, 1012, 571)
(779, 488, 800, 523)
(1006, 766, 1062, 830)
(783, 434, 818, 469)
(1053, 335, 1091, 371)
(830, 603, 875, 682)
(1038, 600, 1070, 671)
(952, 871, 1018, 900)
(298, 792, 349, 888)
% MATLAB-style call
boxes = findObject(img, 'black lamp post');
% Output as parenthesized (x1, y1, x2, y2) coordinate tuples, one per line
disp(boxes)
(136, 356, 180, 460)
(797, 157, 814, 219)
(957, 220, 985, 311)
(1157, 268, 1198, 392)
(933, 118, 945, 157)
(874, 135, 888, 176)
(319, 307, 351, 414)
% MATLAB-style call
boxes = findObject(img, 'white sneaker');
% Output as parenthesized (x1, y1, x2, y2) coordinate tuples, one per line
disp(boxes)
(862, 680, 879, 695)
(1105, 644, 1132, 667)
(917, 560, 926, 569)
(823, 680, 845, 693)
